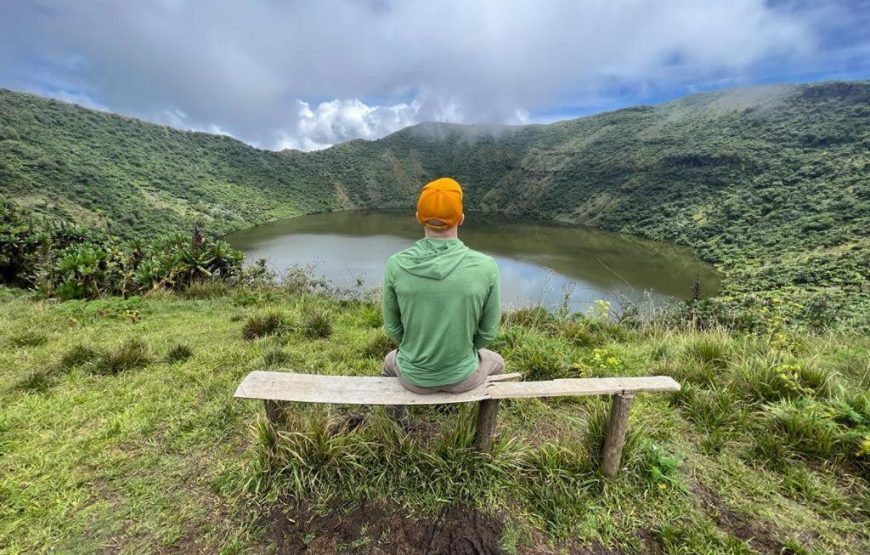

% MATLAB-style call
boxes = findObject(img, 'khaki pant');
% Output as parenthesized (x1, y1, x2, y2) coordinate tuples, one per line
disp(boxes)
(382, 348, 505, 394)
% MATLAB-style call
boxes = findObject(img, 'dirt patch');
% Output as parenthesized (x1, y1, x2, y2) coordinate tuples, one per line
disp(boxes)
(691, 482, 781, 554)
(266, 501, 505, 554)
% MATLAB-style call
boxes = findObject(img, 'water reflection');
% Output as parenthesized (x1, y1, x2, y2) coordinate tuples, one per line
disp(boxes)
(226, 211, 720, 312)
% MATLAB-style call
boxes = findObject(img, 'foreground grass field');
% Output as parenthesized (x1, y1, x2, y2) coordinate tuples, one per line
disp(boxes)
(1, 285, 867, 554)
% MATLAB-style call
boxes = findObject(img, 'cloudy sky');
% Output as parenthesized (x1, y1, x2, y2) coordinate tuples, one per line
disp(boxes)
(2, 0, 868, 150)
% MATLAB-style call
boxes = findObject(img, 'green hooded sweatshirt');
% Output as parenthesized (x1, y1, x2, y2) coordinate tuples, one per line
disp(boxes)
(383, 238, 501, 388)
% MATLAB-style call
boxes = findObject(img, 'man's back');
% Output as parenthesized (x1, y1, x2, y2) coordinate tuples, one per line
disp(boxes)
(383, 237, 500, 388)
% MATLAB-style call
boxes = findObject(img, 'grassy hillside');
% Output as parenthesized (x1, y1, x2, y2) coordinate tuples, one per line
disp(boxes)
(0, 92, 342, 238)
(1, 286, 868, 553)
(1, 82, 868, 323)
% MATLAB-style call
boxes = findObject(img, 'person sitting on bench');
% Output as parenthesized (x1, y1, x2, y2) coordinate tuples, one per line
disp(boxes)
(381, 177, 505, 422)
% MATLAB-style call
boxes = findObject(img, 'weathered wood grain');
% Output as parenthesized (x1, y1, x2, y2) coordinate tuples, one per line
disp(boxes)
(234, 371, 491, 405)
(472, 399, 500, 452)
(233, 371, 679, 405)
(601, 393, 634, 478)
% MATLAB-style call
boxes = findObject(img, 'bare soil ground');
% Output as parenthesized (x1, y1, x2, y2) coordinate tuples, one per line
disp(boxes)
(266, 502, 505, 554)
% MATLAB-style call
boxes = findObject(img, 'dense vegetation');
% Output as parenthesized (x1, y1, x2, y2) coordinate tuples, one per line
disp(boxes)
(0, 201, 246, 299)
(1, 284, 867, 553)
(2, 82, 868, 326)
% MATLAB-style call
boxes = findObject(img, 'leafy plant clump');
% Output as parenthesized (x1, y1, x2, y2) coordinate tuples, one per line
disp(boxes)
(0, 201, 244, 300)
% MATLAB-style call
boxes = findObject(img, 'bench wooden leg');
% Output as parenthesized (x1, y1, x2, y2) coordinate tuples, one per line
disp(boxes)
(601, 393, 634, 477)
(473, 399, 500, 453)
(264, 400, 286, 426)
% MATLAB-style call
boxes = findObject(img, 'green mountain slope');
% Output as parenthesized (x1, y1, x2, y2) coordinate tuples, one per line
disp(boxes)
(0, 91, 342, 238)
(1, 83, 868, 319)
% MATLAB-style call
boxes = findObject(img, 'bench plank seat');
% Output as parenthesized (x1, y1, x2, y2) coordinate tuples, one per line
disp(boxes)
(234, 369, 680, 477)
(234, 370, 679, 405)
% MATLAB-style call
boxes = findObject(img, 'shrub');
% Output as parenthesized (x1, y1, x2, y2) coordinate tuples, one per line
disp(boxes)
(0, 201, 50, 286)
(284, 264, 330, 295)
(165, 344, 194, 363)
(830, 392, 869, 428)
(640, 443, 680, 488)
(559, 320, 602, 348)
(801, 294, 840, 332)
(303, 308, 333, 339)
(1, 202, 243, 299)
(95, 339, 151, 375)
(242, 311, 288, 340)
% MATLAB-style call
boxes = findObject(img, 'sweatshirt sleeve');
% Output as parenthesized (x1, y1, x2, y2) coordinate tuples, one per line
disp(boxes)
(473, 261, 501, 349)
(382, 259, 404, 344)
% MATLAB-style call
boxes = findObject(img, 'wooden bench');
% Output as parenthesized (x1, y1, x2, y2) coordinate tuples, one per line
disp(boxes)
(234, 370, 680, 477)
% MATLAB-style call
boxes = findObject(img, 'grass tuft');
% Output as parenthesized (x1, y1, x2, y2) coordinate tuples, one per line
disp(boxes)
(59, 344, 100, 370)
(94, 339, 151, 375)
(767, 400, 841, 460)
(560, 318, 628, 347)
(303, 307, 333, 339)
(10, 331, 48, 347)
(684, 333, 731, 368)
(165, 343, 194, 363)
(359, 303, 383, 328)
(242, 311, 289, 340)
(179, 281, 231, 299)
(17, 369, 54, 392)
(261, 347, 291, 368)
(507, 335, 570, 380)
(362, 332, 397, 359)
(732, 356, 835, 403)
(673, 383, 744, 432)
(502, 307, 556, 329)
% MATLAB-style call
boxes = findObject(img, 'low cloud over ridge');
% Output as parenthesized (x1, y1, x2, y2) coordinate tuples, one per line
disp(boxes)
(1, 0, 867, 150)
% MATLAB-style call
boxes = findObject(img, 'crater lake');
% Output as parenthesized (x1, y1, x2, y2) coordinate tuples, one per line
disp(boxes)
(226, 212, 720, 313)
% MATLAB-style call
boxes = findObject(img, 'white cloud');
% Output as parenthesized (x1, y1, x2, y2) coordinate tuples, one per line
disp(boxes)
(1, 0, 866, 148)
(278, 98, 422, 151)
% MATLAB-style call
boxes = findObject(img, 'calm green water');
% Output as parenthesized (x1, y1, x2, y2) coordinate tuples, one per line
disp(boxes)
(226, 212, 720, 312)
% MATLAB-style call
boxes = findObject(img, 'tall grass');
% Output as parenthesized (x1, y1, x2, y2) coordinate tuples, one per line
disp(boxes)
(242, 311, 289, 340)
(94, 339, 151, 375)
(3, 288, 868, 553)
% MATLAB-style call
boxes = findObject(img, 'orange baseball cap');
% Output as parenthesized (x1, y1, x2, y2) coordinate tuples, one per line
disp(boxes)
(416, 177, 464, 231)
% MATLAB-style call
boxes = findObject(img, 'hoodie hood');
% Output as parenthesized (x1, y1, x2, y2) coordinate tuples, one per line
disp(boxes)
(395, 238, 469, 280)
